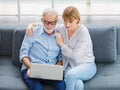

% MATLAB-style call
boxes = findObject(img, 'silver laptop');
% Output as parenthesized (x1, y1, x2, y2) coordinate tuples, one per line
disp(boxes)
(30, 63, 64, 80)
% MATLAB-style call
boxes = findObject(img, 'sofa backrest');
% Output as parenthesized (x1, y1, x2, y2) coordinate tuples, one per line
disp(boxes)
(12, 25, 118, 67)
(0, 25, 15, 56)
(12, 27, 26, 67)
(86, 25, 117, 63)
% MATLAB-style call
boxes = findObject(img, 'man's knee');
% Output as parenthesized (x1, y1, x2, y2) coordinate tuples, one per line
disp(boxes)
(22, 73, 41, 90)
(55, 80, 66, 90)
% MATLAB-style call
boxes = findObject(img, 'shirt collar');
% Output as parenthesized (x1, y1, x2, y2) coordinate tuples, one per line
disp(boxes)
(40, 27, 58, 37)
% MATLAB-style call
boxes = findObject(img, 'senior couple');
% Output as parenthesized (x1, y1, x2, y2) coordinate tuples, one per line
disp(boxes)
(20, 6, 97, 90)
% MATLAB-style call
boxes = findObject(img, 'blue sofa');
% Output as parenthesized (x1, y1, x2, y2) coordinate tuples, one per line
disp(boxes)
(0, 24, 120, 90)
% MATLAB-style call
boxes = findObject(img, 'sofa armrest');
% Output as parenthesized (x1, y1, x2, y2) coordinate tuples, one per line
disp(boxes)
(12, 27, 26, 67)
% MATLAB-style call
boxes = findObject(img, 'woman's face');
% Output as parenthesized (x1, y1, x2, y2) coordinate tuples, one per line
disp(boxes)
(64, 18, 79, 31)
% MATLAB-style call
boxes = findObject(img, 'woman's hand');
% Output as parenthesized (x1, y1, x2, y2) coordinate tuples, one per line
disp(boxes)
(26, 23, 35, 36)
(56, 33, 64, 46)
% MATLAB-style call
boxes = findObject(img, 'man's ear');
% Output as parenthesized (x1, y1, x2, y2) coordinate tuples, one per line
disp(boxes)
(41, 18, 43, 22)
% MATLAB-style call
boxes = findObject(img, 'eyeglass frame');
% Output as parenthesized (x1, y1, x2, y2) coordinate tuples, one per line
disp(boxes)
(43, 19, 57, 25)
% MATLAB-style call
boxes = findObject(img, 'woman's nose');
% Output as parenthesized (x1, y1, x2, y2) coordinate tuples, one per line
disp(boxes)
(66, 22, 70, 27)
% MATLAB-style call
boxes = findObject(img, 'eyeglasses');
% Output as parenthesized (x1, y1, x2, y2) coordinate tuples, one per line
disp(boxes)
(44, 20, 57, 25)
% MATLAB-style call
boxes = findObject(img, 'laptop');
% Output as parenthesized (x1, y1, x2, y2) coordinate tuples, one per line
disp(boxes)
(30, 63, 64, 80)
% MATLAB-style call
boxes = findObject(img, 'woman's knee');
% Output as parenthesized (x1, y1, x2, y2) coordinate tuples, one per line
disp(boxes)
(64, 70, 76, 80)
(75, 80, 84, 90)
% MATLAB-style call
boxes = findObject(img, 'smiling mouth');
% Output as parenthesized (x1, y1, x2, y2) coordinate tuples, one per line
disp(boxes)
(48, 28, 53, 30)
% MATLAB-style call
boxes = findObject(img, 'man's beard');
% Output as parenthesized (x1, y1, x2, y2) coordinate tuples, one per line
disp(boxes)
(44, 27, 54, 33)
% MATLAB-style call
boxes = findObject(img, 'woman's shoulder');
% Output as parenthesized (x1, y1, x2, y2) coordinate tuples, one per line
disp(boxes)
(79, 24, 89, 33)
(80, 24, 88, 30)
(77, 24, 90, 39)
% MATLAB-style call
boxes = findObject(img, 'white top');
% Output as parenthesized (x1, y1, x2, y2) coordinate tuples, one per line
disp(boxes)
(57, 25, 95, 69)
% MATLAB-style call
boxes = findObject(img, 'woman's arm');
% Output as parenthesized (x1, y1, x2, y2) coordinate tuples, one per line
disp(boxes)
(26, 22, 40, 36)
(61, 42, 87, 60)
(56, 32, 88, 60)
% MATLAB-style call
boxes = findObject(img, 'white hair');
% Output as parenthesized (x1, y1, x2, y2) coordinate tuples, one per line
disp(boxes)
(42, 8, 58, 18)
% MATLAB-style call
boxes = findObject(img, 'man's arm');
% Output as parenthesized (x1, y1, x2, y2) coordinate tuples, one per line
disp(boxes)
(22, 57, 31, 69)
(22, 57, 31, 77)
(20, 35, 34, 77)
(20, 35, 33, 63)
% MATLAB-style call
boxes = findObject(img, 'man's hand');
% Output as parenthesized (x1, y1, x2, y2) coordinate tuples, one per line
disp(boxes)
(27, 69, 30, 77)
(22, 57, 31, 69)
(56, 61, 63, 65)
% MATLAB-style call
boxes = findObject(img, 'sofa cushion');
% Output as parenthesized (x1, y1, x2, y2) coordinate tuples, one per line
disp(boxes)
(0, 56, 27, 90)
(0, 33, 1, 44)
(85, 57, 120, 90)
(12, 27, 26, 67)
(116, 26, 120, 54)
(86, 25, 117, 63)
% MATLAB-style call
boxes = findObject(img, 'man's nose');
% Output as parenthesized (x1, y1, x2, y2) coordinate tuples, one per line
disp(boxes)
(48, 23, 53, 27)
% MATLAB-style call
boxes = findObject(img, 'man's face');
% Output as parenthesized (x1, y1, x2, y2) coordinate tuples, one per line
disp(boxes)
(42, 15, 57, 32)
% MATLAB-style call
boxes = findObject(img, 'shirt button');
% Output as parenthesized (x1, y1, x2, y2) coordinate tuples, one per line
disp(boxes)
(47, 60, 50, 63)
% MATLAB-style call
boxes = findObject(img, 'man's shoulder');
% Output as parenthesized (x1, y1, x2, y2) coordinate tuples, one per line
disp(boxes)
(34, 25, 43, 34)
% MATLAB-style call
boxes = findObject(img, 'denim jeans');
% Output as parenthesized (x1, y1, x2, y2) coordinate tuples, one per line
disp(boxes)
(64, 62, 97, 90)
(22, 69, 65, 90)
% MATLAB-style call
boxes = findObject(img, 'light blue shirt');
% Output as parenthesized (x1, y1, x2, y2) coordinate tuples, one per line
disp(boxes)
(20, 25, 61, 71)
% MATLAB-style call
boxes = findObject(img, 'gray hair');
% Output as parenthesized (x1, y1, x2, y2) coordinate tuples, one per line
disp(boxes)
(42, 8, 58, 18)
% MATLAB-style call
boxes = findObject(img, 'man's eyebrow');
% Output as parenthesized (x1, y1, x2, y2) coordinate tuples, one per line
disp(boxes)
(44, 20, 56, 22)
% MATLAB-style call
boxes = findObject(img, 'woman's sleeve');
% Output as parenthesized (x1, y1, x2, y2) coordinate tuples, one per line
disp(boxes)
(61, 40, 88, 60)
(61, 25, 92, 61)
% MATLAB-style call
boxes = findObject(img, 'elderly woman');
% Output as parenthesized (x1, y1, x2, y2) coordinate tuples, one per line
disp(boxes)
(56, 6, 97, 90)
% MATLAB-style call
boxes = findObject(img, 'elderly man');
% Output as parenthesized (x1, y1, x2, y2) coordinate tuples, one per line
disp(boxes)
(20, 8, 65, 90)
